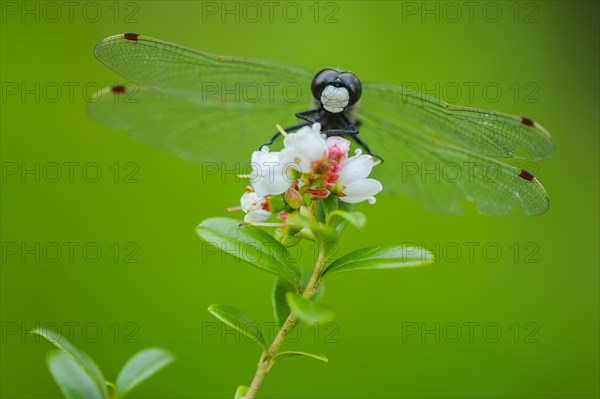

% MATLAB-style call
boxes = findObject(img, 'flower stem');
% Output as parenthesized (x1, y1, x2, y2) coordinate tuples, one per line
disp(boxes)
(244, 243, 328, 399)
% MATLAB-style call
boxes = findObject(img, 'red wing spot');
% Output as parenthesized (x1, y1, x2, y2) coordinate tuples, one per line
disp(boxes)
(123, 33, 139, 41)
(111, 85, 127, 94)
(519, 170, 535, 181)
(521, 117, 534, 127)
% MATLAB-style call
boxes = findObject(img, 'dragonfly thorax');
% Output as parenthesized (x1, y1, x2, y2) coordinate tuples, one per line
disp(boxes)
(311, 68, 362, 114)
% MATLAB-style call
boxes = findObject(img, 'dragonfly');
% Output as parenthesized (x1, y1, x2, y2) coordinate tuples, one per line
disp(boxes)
(89, 33, 555, 216)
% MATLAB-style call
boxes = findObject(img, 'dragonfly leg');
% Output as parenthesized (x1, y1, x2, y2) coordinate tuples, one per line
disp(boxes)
(295, 109, 320, 124)
(349, 134, 384, 162)
(339, 115, 384, 162)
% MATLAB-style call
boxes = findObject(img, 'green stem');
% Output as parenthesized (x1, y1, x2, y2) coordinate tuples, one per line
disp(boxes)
(244, 243, 328, 399)
(106, 382, 117, 399)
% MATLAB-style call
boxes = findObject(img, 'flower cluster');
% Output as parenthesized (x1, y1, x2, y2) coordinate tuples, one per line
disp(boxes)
(240, 123, 382, 224)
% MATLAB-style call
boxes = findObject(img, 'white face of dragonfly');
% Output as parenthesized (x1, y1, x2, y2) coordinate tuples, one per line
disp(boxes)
(320, 84, 350, 113)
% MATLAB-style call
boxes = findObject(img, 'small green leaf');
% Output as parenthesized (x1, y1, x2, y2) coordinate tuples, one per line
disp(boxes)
(115, 348, 175, 398)
(272, 278, 296, 328)
(322, 195, 354, 215)
(321, 195, 340, 216)
(322, 245, 434, 277)
(208, 304, 266, 350)
(285, 293, 335, 324)
(274, 231, 302, 248)
(290, 211, 338, 243)
(196, 217, 301, 284)
(326, 210, 366, 229)
(32, 328, 107, 397)
(46, 350, 104, 399)
(234, 385, 249, 399)
(272, 351, 328, 364)
(322, 196, 355, 234)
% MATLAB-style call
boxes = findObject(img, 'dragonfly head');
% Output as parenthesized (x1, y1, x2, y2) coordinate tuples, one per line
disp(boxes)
(311, 69, 362, 114)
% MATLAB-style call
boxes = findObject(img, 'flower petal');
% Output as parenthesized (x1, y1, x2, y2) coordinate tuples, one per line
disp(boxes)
(250, 150, 292, 196)
(244, 209, 272, 223)
(338, 154, 376, 185)
(340, 178, 383, 204)
(240, 191, 266, 213)
(281, 124, 327, 173)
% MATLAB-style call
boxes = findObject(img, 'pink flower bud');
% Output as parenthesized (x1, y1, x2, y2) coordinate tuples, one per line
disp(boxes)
(326, 136, 351, 163)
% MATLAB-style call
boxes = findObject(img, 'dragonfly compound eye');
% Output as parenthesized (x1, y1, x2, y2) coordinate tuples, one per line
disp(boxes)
(311, 68, 340, 99)
(337, 72, 362, 107)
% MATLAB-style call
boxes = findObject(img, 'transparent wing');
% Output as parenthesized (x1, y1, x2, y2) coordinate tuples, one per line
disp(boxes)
(88, 33, 313, 163)
(361, 82, 555, 161)
(88, 35, 552, 215)
(359, 82, 552, 216)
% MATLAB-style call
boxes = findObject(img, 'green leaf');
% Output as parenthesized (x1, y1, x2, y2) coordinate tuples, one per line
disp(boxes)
(315, 197, 327, 224)
(285, 293, 335, 324)
(322, 245, 434, 277)
(234, 385, 249, 399)
(115, 348, 175, 397)
(272, 278, 296, 328)
(46, 350, 104, 399)
(196, 217, 301, 284)
(272, 271, 326, 329)
(208, 304, 267, 350)
(271, 351, 328, 364)
(321, 195, 340, 216)
(290, 210, 338, 243)
(326, 210, 366, 229)
(322, 195, 354, 215)
(322, 196, 355, 234)
(32, 328, 107, 397)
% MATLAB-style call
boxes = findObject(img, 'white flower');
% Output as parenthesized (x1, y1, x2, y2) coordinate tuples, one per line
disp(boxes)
(280, 123, 328, 173)
(240, 191, 272, 223)
(249, 148, 292, 197)
(240, 123, 383, 218)
(338, 150, 383, 204)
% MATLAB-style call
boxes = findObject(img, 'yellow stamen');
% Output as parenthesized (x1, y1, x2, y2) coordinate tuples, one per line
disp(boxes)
(275, 124, 288, 137)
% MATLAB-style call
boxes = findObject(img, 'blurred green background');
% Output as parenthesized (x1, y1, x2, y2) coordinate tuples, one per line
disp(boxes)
(1, 1, 598, 398)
